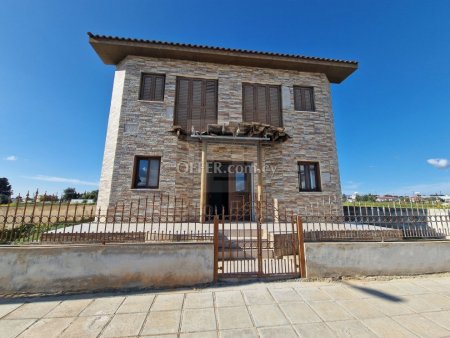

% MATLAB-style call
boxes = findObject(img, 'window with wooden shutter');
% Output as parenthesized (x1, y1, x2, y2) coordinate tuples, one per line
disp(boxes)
(174, 77, 218, 132)
(242, 83, 282, 127)
(294, 86, 315, 111)
(139, 74, 165, 101)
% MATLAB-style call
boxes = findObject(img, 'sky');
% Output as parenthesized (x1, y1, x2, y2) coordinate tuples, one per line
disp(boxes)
(1, 0, 449, 197)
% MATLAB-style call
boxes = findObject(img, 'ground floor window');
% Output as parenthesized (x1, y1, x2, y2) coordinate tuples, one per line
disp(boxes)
(298, 162, 321, 192)
(133, 156, 161, 189)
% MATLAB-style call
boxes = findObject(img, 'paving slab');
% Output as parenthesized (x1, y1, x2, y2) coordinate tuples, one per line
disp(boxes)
(0, 319, 36, 338)
(45, 299, 92, 318)
(79, 297, 124, 316)
(337, 299, 386, 319)
(307, 300, 354, 321)
(61, 315, 111, 338)
(0, 303, 23, 319)
(116, 294, 155, 314)
(242, 289, 274, 305)
(180, 331, 217, 338)
(269, 287, 303, 303)
(403, 294, 444, 313)
(293, 322, 336, 338)
(257, 325, 298, 338)
(184, 292, 213, 309)
(18, 317, 74, 338)
(248, 304, 289, 327)
(392, 313, 450, 338)
(279, 301, 322, 324)
(181, 308, 216, 332)
(296, 287, 333, 301)
(321, 285, 360, 300)
(216, 306, 253, 330)
(421, 310, 450, 330)
(219, 328, 258, 338)
(5, 301, 60, 319)
(362, 317, 416, 337)
(366, 297, 414, 316)
(326, 319, 377, 338)
(100, 312, 146, 337)
(215, 290, 245, 307)
(141, 310, 181, 335)
(151, 294, 184, 311)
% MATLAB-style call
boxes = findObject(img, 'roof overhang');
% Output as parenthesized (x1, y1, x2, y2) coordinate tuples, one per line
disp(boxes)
(88, 33, 358, 83)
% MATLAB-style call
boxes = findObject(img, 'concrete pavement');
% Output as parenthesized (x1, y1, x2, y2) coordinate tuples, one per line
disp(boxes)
(1, 275, 450, 337)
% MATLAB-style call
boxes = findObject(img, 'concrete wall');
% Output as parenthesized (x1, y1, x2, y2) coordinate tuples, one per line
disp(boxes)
(0, 243, 213, 294)
(305, 241, 450, 278)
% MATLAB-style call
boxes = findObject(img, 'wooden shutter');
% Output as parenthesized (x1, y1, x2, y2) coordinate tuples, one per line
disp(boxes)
(242, 84, 255, 122)
(268, 86, 282, 127)
(153, 75, 165, 101)
(204, 80, 218, 129)
(242, 83, 282, 127)
(140, 74, 165, 101)
(175, 78, 189, 130)
(191, 79, 203, 131)
(174, 77, 218, 132)
(294, 86, 314, 111)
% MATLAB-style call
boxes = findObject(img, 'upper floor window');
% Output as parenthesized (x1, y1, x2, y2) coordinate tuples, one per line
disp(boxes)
(174, 77, 218, 132)
(133, 156, 161, 189)
(242, 83, 282, 127)
(298, 162, 321, 192)
(294, 86, 315, 111)
(139, 74, 165, 101)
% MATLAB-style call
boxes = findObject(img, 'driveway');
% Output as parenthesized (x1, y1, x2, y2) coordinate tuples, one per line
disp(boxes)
(1, 275, 450, 337)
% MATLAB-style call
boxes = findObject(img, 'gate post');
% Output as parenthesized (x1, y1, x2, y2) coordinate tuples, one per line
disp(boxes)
(213, 215, 219, 282)
(256, 200, 263, 277)
(296, 215, 307, 278)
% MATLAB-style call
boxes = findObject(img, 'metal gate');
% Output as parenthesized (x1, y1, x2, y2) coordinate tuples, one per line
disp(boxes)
(213, 199, 306, 279)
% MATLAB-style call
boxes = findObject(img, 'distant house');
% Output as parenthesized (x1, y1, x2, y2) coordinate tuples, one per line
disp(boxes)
(89, 33, 358, 216)
(376, 195, 399, 202)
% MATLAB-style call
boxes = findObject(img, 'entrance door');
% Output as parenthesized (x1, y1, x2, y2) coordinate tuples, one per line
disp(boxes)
(206, 162, 252, 217)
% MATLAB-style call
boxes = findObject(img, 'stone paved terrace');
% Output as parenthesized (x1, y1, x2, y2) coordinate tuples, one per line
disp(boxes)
(1, 275, 450, 337)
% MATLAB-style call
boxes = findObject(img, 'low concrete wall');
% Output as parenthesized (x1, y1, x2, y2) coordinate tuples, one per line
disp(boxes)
(305, 241, 450, 278)
(0, 243, 213, 294)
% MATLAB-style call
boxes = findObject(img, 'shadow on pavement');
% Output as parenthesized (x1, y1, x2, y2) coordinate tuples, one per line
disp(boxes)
(343, 281, 404, 302)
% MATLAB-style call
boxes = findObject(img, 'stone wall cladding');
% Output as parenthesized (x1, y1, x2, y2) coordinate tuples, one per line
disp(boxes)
(98, 56, 343, 215)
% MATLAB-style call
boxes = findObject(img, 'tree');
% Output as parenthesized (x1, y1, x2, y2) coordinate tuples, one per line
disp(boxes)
(0, 177, 12, 204)
(355, 194, 377, 202)
(80, 190, 98, 202)
(62, 187, 80, 201)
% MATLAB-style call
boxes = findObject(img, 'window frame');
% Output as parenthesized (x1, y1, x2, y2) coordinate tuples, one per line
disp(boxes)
(132, 156, 161, 189)
(298, 161, 321, 192)
(293, 86, 315, 112)
(139, 73, 166, 102)
(173, 76, 218, 132)
(242, 82, 283, 127)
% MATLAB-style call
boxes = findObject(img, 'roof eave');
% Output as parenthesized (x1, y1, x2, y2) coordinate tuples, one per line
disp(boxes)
(89, 36, 358, 83)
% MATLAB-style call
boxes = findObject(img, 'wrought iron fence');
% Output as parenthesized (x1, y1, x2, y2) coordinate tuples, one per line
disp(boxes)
(0, 191, 449, 245)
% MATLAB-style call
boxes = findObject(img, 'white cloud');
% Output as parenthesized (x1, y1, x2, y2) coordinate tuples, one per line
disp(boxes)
(4, 155, 18, 161)
(24, 175, 99, 187)
(427, 158, 449, 169)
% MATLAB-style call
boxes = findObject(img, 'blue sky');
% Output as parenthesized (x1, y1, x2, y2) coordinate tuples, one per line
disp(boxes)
(1, 0, 449, 197)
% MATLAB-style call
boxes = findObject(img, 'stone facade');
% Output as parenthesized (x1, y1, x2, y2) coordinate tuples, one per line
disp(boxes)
(97, 56, 343, 215)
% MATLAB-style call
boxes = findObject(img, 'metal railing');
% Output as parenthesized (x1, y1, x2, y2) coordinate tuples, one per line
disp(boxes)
(1, 191, 449, 244)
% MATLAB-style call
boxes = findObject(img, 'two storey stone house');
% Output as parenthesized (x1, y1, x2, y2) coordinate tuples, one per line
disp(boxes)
(89, 33, 357, 216)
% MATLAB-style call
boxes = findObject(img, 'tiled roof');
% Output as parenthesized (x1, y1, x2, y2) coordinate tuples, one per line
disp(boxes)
(87, 32, 357, 65)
